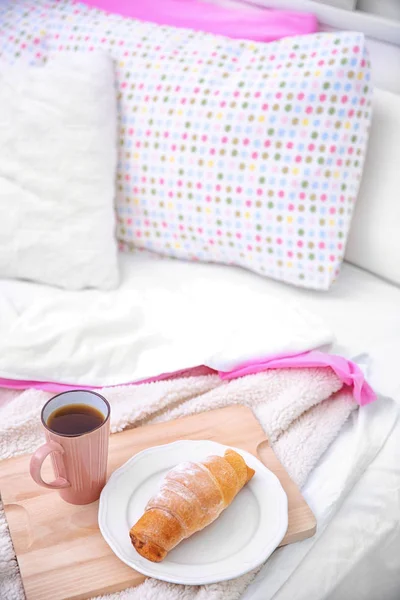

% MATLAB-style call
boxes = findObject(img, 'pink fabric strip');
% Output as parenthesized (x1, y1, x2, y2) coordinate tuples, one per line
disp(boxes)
(218, 350, 376, 406)
(0, 366, 216, 394)
(79, 0, 317, 42)
(0, 352, 375, 405)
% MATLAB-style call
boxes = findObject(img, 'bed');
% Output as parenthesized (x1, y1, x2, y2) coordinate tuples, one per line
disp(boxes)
(1, 0, 400, 598)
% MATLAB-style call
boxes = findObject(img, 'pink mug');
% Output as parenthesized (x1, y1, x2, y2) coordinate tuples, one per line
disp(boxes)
(30, 390, 110, 505)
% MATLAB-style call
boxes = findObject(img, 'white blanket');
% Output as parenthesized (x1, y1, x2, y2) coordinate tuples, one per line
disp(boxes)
(0, 366, 357, 600)
(0, 252, 332, 386)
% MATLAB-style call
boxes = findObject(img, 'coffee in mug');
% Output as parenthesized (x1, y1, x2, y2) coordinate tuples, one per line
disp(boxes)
(47, 403, 105, 435)
(30, 390, 110, 505)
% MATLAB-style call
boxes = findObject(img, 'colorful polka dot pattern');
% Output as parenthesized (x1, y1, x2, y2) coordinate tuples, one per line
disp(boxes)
(0, 1, 372, 289)
(0, 1, 47, 65)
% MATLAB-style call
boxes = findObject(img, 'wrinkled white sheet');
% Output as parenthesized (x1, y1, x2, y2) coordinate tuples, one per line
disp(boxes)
(2, 251, 400, 392)
(0, 252, 332, 386)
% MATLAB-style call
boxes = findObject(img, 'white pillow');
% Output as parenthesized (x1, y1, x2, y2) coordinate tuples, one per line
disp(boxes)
(0, 52, 120, 290)
(345, 88, 400, 286)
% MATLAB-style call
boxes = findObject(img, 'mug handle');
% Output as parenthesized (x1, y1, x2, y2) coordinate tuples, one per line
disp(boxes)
(30, 441, 71, 489)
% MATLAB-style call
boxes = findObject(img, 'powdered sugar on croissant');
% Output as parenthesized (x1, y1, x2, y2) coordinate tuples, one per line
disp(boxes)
(129, 449, 255, 562)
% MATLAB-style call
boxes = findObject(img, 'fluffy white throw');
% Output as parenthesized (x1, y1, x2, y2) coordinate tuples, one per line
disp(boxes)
(0, 367, 356, 600)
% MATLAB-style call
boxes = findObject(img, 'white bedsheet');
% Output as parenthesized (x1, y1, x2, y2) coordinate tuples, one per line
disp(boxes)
(1, 252, 400, 395)
(1, 254, 399, 599)
(0, 252, 333, 386)
(245, 395, 400, 600)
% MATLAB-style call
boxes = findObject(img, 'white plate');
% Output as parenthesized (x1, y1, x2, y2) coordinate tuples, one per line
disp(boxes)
(98, 440, 288, 585)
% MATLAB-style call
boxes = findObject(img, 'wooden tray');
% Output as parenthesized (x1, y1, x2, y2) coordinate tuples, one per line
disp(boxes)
(0, 405, 316, 600)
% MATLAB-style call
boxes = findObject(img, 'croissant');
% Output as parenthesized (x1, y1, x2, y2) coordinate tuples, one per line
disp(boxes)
(129, 448, 255, 562)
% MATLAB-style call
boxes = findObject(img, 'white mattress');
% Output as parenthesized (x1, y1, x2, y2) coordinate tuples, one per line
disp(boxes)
(1, 254, 400, 599)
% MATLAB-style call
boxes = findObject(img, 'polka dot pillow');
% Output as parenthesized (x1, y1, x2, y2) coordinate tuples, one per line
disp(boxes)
(0, 1, 47, 65)
(4, 1, 372, 289)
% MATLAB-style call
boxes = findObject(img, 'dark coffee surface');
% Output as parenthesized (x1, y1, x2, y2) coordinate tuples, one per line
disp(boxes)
(47, 404, 104, 435)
